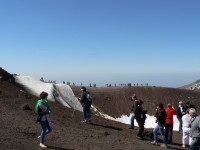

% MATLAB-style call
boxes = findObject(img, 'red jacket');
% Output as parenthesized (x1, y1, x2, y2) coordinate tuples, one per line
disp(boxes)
(165, 107, 177, 124)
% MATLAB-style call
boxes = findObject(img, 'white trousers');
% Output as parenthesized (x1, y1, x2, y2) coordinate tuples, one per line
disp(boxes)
(182, 127, 191, 145)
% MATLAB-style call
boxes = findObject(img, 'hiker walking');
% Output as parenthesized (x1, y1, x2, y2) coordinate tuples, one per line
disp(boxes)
(129, 94, 138, 129)
(78, 87, 92, 123)
(151, 102, 168, 148)
(35, 91, 52, 148)
(165, 103, 176, 144)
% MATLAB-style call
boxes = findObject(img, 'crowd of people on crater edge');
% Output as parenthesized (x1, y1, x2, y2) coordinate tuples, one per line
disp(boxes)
(34, 88, 200, 150)
(129, 93, 199, 149)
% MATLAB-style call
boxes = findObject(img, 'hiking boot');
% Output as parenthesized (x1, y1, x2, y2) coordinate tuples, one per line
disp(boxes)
(39, 143, 47, 148)
(160, 144, 167, 148)
(151, 141, 158, 145)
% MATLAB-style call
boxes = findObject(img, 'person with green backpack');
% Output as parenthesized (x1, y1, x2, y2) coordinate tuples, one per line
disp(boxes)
(35, 91, 52, 148)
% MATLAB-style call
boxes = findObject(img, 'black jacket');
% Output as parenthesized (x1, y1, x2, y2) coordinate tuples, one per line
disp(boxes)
(131, 100, 139, 113)
(155, 108, 166, 125)
(135, 104, 147, 124)
(176, 106, 185, 119)
(80, 91, 91, 106)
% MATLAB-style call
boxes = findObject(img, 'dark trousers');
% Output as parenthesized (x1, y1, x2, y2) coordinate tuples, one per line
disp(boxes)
(177, 117, 183, 132)
(165, 124, 173, 144)
(83, 103, 91, 120)
(136, 118, 144, 137)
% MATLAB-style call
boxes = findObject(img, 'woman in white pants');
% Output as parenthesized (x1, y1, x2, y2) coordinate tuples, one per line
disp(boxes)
(182, 109, 192, 148)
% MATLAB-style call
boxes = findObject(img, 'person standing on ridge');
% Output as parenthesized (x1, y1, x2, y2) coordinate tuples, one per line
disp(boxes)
(165, 103, 177, 144)
(176, 101, 186, 132)
(78, 86, 91, 123)
(129, 94, 138, 129)
(135, 100, 147, 139)
(182, 108, 192, 148)
(189, 108, 200, 150)
(35, 91, 52, 148)
(151, 102, 168, 148)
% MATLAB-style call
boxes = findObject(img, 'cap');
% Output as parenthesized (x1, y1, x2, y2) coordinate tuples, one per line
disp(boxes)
(167, 103, 172, 107)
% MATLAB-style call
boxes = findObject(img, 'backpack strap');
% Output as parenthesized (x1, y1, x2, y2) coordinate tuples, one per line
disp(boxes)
(35, 100, 50, 114)
(35, 100, 43, 114)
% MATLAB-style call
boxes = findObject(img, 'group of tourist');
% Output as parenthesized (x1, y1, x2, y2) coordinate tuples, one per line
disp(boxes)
(34, 89, 200, 149)
(130, 94, 199, 149)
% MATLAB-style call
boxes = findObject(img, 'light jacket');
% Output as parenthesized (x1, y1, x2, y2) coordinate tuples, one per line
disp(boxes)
(182, 113, 192, 133)
(190, 116, 200, 138)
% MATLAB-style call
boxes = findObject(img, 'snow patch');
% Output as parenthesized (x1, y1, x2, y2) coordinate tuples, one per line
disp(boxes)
(15, 75, 180, 131)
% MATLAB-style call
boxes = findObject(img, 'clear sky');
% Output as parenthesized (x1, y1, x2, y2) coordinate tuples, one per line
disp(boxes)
(1, 0, 200, 87)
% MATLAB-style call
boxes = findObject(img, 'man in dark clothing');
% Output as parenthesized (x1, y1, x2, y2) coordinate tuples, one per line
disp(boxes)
(129, 94, 138, 129)
(79, 87, 91, 123)
(135, 100, 147, 139)
(176, 101, 186, 132)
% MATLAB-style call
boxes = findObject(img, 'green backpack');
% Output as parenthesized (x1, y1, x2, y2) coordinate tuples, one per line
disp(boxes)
(35, 99, 50, 114)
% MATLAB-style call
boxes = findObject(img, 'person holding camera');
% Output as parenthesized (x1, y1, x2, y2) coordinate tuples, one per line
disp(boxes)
(165, 103, 177, 144)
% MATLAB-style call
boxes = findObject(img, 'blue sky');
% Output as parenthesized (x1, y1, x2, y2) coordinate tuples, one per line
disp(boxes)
(0, 0, 200, 87)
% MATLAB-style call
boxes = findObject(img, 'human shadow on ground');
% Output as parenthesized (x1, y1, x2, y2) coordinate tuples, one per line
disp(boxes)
(152, 144, 186, 150)
(148, 139, 187, 150)
(167, 145, 186, 150)
(89, 123, 123, 131)
(47, 145, 75, 150)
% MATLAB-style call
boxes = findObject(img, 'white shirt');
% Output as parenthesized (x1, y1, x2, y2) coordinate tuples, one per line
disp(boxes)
(182, 113, 192, 132)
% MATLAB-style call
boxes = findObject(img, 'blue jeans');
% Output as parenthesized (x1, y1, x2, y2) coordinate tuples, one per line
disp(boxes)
(130, 114, 135, 128)
(190, 137, 200, 150)
(39, 120, 52, 144)
(87, 102, 91, 119)
(153, 124, 167, 145)
(83, 104, 91, 120)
